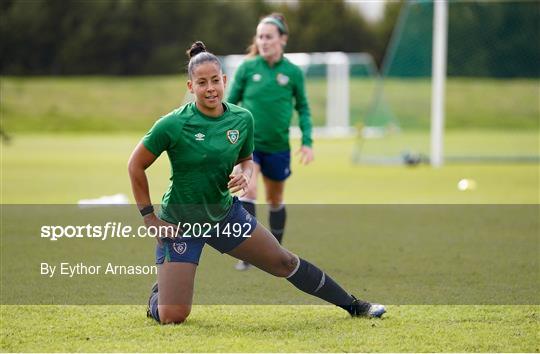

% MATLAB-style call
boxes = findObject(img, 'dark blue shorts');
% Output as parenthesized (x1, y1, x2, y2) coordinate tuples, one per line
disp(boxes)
(155, 197, 258, 265)
(253, 150, 291, 181)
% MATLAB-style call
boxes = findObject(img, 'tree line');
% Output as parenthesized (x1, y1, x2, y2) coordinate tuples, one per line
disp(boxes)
(0, 0, 389, 75)
(0, 0, 537, 77)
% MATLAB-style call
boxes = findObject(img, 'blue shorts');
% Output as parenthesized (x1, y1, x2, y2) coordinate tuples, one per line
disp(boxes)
(155, 197, 258, 265)
(253, 150, 291, 181)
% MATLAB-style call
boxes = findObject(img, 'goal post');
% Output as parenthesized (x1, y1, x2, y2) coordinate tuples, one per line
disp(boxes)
(354, 0, 539, 166)
(430, 0, 448, 167)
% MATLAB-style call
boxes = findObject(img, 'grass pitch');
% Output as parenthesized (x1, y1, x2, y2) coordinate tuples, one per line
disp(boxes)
(1, 75, 538, 352)
(1, 134, 538, 204)
(1, 134, 539, 352)
(1, 305, 537, 352)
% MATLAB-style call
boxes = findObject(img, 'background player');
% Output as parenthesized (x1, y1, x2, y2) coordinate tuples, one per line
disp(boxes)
(228, 13, 313, 270)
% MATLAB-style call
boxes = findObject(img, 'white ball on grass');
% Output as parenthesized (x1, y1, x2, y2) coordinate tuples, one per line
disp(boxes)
(457, 179, 477, 191)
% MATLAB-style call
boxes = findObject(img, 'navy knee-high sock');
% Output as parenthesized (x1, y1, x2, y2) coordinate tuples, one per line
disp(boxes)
(269, 204, 286, 244)
(287, 258, 356, 313)
(148, 291, 160, 322)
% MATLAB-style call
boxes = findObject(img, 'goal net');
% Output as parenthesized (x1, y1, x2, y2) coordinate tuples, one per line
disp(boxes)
(354, 0, 539, 165)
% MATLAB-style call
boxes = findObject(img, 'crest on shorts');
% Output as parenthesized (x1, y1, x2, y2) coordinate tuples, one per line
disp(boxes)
(227, 130, 239, 144)
(172, 242, 187, 255)
(276, 73, 289, 86)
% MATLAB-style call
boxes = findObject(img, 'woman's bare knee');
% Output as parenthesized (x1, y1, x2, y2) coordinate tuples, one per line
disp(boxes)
(265, 187, 284, 207)
(265, 186, 283, 206)
(270, 250, 298, 278)
(158, 305, 191, 324)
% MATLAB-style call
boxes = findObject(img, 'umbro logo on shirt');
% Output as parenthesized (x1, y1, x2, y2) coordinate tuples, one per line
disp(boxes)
(195, 133, 205, 141)
(252, 73, 262, 82)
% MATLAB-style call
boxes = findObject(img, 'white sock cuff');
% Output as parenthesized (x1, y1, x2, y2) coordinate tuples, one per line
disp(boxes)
(269, 203, 285, 212)
(286, 255, 301, 279)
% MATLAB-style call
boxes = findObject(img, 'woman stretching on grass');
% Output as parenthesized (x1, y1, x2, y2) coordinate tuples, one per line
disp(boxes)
(128, 41, 385, 324)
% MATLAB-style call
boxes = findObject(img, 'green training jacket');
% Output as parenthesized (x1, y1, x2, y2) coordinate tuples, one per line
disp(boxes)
(228, 55, 312, 153)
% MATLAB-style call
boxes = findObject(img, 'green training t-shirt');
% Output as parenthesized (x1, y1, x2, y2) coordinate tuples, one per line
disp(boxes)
(227, 55, 312, 153)
(142, 102, 254, 224)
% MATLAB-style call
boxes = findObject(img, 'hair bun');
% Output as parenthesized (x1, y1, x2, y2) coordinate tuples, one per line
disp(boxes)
(187, 41, 207, 59)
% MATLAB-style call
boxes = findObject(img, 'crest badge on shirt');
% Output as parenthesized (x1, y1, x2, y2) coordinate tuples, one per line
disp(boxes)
(227, 130, 240, 144)
(172, 242, 187, 255)
(276, 73, 289, 86)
